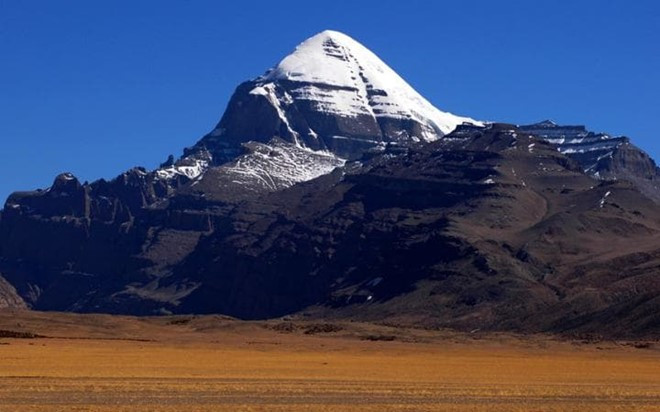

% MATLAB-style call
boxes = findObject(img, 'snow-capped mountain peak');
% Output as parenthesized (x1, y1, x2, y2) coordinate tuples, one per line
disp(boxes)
(261, 30, 480, 138)
(194, 30, 481, 163)
(165, 30, 484, 195)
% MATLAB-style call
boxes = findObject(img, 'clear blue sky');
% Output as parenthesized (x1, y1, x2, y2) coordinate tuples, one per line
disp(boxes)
(1, 0, 659, 203)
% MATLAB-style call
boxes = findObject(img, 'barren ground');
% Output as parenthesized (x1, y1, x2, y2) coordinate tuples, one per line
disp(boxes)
(0, 310, 658, 411)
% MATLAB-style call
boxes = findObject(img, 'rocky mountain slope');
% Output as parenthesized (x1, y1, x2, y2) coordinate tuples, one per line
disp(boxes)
(521, 120, 660, 201)
(0, 31, 659, 338)
(0, 273, 25, 309)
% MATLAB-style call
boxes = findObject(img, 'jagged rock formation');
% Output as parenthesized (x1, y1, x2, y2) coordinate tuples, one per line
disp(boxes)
(521, 120, 660, 200)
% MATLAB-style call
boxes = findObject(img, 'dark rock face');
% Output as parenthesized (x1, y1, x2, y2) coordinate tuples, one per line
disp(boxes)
(6, 173, 89, 218)
(0, 164, 203, 311)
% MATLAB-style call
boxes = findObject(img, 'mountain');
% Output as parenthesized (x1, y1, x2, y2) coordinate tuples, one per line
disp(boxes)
(1, 31, 659, 339)
(191, 30, 481, 163)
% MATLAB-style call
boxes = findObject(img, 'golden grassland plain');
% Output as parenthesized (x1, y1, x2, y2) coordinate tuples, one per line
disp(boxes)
(0, 311, 658, 411)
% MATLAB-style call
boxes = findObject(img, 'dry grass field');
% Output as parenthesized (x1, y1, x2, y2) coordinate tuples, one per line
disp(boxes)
(0, 311, 658, 411)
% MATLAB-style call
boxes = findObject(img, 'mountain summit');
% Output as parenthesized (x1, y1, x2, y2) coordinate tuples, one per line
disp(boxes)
(193, 30, 480, 162)
(262, 30, 480, 137)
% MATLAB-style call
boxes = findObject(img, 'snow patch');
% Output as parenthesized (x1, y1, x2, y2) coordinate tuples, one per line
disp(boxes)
(156, 158, 209, 181)
(599, 191, 611, 208)
(218, 141, 346, 192)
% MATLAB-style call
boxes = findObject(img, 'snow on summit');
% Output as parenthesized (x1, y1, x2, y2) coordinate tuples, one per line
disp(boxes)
(262, 30, 481, 138)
